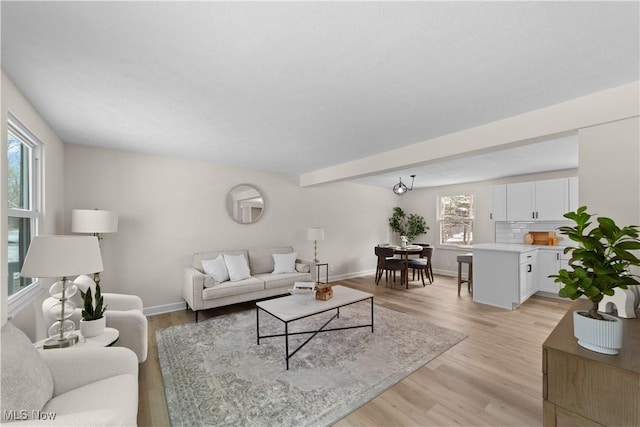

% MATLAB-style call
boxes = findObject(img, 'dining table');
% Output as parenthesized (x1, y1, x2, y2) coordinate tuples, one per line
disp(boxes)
(391, 245, 424, 288)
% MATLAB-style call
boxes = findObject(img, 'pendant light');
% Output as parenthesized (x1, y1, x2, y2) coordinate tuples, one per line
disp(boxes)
(393, 175, 415, 195)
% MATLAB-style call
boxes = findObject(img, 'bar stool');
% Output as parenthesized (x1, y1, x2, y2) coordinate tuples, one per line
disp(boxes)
(457, 253, 473, 296)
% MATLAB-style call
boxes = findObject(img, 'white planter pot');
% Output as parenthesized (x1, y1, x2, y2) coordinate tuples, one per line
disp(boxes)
(573, 310, 623, 355)
(80, 316, 106, 338)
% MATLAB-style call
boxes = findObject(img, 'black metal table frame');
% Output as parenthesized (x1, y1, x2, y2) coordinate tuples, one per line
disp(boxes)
(256, 296, 374, 370)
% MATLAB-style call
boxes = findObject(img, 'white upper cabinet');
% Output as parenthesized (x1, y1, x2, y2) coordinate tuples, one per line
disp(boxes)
(507, 182, 535, 220)
(535, 178, 568, 220)
(506, 178, 570, 221)
(490, 184, 507, 221)
(569, 177, 579, 212)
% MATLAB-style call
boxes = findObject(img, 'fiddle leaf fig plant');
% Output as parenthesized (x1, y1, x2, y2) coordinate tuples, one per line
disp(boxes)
(551, 206, 640, 320)
(388, 207, 429, 242)
(80, 284, 107, 321)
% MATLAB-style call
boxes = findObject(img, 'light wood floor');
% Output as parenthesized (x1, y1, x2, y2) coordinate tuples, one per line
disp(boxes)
(138, 274, 570, 426)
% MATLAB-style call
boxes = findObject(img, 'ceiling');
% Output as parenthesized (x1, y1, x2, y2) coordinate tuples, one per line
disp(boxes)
(1, 1, 638, 188)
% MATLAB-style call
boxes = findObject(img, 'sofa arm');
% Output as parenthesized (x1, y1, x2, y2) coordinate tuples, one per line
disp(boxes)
(41, 347, 138, 397)
(102, 293, 143, 311)
(183, 267, 206, 311)
(106, 311, 148, 363)
(297, 258, 316, 281)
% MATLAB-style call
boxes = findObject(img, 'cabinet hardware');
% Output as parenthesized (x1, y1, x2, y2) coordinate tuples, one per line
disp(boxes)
(490, 213, 492, 220)
(527, 264, 532, 273)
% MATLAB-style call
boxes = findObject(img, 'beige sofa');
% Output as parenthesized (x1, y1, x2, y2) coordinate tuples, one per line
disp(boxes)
(183, 246, 313, 321)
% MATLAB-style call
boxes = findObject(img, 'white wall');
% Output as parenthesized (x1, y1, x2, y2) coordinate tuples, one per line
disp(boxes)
(1, 71, 65, 339)
(579, 117, 640, 226)
(64, 144, 396, 310)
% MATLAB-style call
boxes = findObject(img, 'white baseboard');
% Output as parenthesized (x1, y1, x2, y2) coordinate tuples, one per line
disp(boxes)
(143, 301, 187, 316)
(143, 268, 456, 316)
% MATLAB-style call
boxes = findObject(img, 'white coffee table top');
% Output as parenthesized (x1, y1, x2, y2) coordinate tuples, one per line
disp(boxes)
(34, 327, 119, 350)
(256, 285, 373, 322)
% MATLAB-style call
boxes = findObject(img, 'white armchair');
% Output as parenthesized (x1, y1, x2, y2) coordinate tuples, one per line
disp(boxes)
(42, 275, 148, 362)
(1, 322, 138, 426)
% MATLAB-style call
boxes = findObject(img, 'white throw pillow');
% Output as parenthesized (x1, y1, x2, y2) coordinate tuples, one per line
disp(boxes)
(273, 252, 297, 274)
(201, 255, 230, 286)
(224, 254, 251, 282)
(295, 262, 310, 273)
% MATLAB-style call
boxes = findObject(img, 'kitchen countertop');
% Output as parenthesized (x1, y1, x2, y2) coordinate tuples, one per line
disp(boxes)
(472, 242, 569, 253)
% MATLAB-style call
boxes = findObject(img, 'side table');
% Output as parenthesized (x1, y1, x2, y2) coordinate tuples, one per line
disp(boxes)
(34, 327, 119, 350)
(315, 262, 329, 285)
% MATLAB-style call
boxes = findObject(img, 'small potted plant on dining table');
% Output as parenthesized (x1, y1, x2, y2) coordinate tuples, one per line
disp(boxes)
(79, 284, 107, 338)
(551, 206, 640, 354)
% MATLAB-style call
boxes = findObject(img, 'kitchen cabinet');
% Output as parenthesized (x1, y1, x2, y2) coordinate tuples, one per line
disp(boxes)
(536, 250, 561, 294)
(473, 248, 520, 309)
(490, 184, 507, 221)
(569, 176, 579, 212)
(519, 251, 537, 302)
(506, 178, 569, 221)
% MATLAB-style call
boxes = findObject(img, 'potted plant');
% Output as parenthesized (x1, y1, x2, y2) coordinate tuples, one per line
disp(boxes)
(388, 207, 429, 243)
(552, 206, 640, 354)
(79, 284, 107, 338)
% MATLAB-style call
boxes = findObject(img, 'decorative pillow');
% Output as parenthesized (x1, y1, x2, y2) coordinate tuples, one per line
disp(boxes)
(273, 252, 297, 274)
(295, 263, 310, 273)
(223, 254, 251, 282)
(0, 323, 54, 419)
(201, 255, 230, 286)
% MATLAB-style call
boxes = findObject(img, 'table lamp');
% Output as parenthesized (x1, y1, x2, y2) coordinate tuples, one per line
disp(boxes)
(307, 227, 325, 263)
(21, 235, 104, 349)
(71, 209, 118, 286)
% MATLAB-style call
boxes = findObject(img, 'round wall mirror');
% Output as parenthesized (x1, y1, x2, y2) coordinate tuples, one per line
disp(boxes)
(226, 184, 265, 224)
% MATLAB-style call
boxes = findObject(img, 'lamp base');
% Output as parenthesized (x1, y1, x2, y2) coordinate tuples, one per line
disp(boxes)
(42, 334, 79, 349)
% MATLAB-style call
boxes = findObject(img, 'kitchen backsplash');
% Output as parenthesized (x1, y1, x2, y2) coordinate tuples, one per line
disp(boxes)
(495, 221, 572, 245)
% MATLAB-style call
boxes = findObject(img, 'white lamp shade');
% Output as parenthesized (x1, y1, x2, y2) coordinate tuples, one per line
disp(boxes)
(20, 235, 104, 278)
(72, 209, 118, 234)
(307, 227, 325, 241)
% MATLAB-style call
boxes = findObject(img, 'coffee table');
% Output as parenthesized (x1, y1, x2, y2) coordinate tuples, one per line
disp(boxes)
(256, 285, 374, 369)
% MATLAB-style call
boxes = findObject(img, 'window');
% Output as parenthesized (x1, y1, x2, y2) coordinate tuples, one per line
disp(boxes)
(439, 194, 474, 246)
(7, 116, 41, 311)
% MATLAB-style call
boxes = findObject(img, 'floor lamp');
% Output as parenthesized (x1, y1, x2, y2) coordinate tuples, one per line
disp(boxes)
(21, 235, 104, 348)
(71, 209, 118, 287)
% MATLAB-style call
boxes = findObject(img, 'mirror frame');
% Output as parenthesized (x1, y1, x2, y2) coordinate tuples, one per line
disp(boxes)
(226, 184, 265, 224)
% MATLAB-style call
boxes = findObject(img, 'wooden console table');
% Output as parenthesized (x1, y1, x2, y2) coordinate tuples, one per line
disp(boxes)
(542, 300, 640, 426)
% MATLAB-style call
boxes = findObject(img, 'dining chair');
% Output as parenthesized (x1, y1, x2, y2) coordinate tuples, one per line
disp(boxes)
(408, 246, 434, 286)
(374, 246, 404, 285)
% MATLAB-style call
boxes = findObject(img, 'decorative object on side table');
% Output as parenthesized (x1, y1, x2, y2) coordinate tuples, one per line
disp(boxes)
(388, 207, 428, 242)
(551, 206, 640, 355)
(20, 235, 104, 349)
(307, 227, 325, 263)
(71, 208, 118, 287)
(79, 282, 107, 337)
(315, 283, 333, 300)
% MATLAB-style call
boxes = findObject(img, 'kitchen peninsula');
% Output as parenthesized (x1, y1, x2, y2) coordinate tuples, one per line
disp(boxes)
(472, 243, 570, 309)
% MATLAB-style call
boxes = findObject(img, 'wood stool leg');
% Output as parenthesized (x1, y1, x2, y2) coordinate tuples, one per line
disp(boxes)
(457, 261, 462, 295)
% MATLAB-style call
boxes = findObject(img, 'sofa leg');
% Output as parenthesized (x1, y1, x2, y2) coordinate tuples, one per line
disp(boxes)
(195, 311, 199, 323)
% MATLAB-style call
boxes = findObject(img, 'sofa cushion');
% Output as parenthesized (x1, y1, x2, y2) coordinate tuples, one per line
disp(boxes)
(254, 272, 312, 290)
(224, 254, 251, 281)
(193, 250, 247, 271)
(248, 247, 293, 274)
(273, 252, 297, 274)
(296, 263, 310, 273)
(202, 277, 264, 299)
(201, 255, 230, 286)
(43, 374, 138, 426)
(1, 323, 54, 420)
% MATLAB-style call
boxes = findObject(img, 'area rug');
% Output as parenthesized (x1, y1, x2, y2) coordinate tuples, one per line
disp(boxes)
(156, 301, 466, 427)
